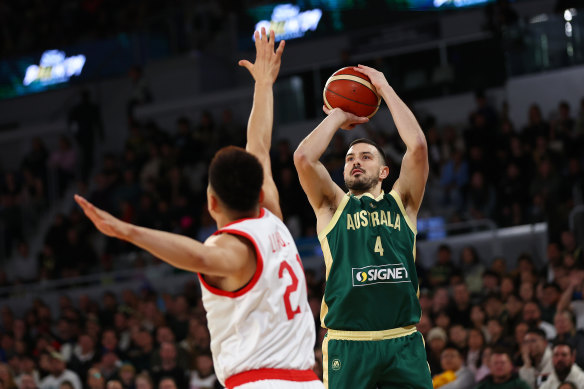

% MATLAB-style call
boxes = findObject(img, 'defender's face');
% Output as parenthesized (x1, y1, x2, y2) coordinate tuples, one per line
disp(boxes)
(343, 143, 385, 192)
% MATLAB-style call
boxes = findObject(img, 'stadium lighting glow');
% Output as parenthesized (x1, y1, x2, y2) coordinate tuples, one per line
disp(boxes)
(22, 50, 86, 87)
(253, 4, 322, 41)
(433, 0, 489, 7)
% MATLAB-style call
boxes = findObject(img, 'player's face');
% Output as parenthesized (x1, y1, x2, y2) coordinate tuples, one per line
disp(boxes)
(343, 143, 385, 192)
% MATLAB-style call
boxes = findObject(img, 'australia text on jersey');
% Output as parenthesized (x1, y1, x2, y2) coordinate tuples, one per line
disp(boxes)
(346, 209, 401, 231)
(351, 264, 410, 287)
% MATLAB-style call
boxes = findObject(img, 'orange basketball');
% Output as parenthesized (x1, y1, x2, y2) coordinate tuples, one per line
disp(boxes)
(323, 67, 381, 118)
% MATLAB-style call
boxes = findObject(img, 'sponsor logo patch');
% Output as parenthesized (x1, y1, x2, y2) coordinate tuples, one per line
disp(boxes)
(352, 264, 410, 286)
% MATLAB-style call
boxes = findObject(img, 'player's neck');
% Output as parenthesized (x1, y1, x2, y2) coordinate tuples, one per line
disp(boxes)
(216, 207, 261, 228)
(350, 185, 383, 198)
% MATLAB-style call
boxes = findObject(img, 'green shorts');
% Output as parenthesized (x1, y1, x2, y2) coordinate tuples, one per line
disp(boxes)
(322, 327, 432, 389)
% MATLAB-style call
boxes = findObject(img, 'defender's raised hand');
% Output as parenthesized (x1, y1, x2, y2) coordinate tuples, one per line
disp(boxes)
(238, 28, 285, 85)
(74, 194, 131, 240)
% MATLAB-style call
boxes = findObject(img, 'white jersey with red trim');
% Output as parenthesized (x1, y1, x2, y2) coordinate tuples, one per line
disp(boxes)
(198, 208, 316, 385)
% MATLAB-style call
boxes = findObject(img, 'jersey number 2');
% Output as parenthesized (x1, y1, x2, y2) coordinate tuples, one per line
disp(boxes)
(279, 260, 301, 320)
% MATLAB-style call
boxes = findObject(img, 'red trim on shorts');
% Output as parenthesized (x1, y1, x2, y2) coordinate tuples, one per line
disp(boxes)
(198, 229, 264, 298)
(225, 368, 319, 388)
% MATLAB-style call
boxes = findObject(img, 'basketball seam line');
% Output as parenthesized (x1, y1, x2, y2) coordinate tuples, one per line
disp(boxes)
(325, 75, 376, 91)
(325, 88, 380, 107)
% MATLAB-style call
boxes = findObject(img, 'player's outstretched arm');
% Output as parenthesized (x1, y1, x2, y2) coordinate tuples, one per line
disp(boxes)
(354, 65, 428, 216)
(74, 195, 250, 277)
(294, 107, 367, 229)
(239, 28, 285, 220)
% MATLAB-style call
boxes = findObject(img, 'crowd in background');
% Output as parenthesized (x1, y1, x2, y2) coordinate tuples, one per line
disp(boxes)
(0, 82, 582, 388)
(0, 0, 234, 57)
(0, 233, 584, 388)
(2, 86, 584, 283)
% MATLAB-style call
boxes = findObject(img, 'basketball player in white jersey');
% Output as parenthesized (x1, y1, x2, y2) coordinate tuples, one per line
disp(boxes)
(75, 28, 323, 389)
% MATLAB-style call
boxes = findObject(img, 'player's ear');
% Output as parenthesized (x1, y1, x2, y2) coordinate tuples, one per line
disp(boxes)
(207, 186, 219, 213)
(258, 189, 265, 204)
(379, 165, 389, 179)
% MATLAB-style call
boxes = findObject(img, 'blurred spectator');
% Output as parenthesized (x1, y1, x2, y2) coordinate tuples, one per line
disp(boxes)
(550, 101, 576, 154)
(538, 342, 584, 389)
(157, 378, 177, 389)
(541, 282, 562, 323)
(439, 149, 469, 213)
(448, 324, 469, 352)
(134, 373, 153, 389)
(557, 271, 584, 329)
(428, 245, 458, 287)
(68, 89, 104, 183)
(99, 352, 121, 383)
(150, 342, 187, 388)
(518, 328, 553, 389)
(106, 381, 122, 389)
(127, 66, 153, 123)
(467, 328, 486, 377)
(67, 333, 100, 384)
(449, 283, 472, 328)
(522, 104, 550, 150)
(117, 364, 135, 389)
(86, 368, 105, 389)
(188, 353, 217, 389)
(522, 301, 556, 340)
(475, 346, 492, 383)
(466, 171, 496, 220)
(6, 241, 38, 284)
(426, 327, 448, 375)
(432, 346, 474, 389)
(476, 349, 530, 389)
(216, 109, 244, 149)
(459, 246, 485, 294)
(48, 136, 77, 196)
(38, 351, 81, 389)
(553, 310, 584, 369)
(18, 373, 37, 389)
(0, 362, 16, 389)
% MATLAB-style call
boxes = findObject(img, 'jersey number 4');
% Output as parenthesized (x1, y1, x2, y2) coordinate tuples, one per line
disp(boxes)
(375, 236, 384, 256)
(278, 256, 303, 320)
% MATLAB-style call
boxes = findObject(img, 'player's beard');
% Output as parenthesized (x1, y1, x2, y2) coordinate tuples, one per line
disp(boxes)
(345, 172, 379, 192)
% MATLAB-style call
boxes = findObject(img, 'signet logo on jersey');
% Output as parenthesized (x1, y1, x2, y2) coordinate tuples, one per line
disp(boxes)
(352, 264, 409, 286)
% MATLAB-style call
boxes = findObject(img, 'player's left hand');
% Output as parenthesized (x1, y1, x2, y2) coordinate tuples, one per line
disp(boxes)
(323, 105, 369, 130)
(353, 64, 388, 93)
(239, 27, 285, 85)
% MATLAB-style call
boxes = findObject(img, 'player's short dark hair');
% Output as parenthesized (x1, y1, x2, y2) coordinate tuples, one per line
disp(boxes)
(349, 138, 387, 165)
(208, 146, 263, 213)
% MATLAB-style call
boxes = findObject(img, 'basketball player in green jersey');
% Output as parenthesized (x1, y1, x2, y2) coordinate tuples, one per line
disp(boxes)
(294, 64, 432, 388)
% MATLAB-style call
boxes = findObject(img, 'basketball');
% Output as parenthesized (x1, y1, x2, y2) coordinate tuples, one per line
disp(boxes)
(323, 67, 381, 118)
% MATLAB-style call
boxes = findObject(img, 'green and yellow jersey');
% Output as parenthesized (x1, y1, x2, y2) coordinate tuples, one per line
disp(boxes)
(319, 189, 420, 331)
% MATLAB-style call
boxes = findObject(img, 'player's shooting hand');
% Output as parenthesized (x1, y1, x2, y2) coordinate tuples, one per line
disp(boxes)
(323, 105, 369, 130)
(353, 64, 388, 93)
(238, 27, 285, 85)
(74, 194, 131, 240)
